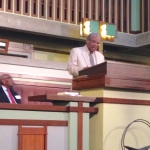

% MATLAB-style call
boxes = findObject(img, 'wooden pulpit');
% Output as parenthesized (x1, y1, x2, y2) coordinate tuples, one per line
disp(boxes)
(72, 61, 150, 91)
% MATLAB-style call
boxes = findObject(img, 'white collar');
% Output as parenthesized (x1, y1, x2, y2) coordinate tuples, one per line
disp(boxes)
(84, 45, 95, 54)
(2, 85, 7, 91)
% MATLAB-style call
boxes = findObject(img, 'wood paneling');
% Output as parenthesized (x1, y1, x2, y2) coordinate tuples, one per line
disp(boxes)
(0, 72, 71, 104)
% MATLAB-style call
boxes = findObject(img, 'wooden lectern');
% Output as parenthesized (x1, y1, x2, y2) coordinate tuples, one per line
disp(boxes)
(72, 61, 150, 91)
(72, 61, 150, 150)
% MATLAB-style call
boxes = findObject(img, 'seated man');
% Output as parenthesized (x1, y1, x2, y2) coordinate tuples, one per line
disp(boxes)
(0, 74, 21, 104)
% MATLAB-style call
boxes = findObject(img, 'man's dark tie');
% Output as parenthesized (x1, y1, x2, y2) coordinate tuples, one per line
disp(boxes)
(89, 53, 94, 66)
(6, 88, 16, 104)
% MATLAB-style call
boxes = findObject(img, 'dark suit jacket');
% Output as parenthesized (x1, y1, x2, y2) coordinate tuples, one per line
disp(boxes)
(0, 86, 21, 104)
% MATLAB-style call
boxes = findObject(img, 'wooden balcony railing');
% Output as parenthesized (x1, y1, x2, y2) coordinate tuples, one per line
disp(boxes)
(0, 0, 149, 34)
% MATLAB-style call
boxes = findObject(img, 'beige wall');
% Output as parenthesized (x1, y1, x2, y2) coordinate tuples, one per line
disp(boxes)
(104, 51, 150, 65)
(90, 103, 150, 150)
(33, 46, 150, 65)
(34, 51, 69, 62)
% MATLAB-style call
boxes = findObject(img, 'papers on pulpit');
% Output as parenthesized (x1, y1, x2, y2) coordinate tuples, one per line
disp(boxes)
(57, 91, 81, 96)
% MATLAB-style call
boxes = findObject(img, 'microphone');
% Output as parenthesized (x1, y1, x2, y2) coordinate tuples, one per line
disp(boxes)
(103, 49, 117, 62)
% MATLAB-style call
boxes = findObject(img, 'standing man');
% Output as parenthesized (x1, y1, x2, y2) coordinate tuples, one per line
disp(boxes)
(0, 74, 21, 104)
(67, 33, 105, 77)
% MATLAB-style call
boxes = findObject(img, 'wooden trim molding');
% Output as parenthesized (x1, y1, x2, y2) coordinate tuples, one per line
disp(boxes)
(28, 93, 150, 106)
(28, 94, 96, 102)
(14, 0, 22, 14)
(0, 103, 67, 112)
(78, 101, 83, 150)
(77, 0, 83, 24)
(55, 0, 61, 21)
(0, 103, 98, 114)
(31, 0, 38, 17)
(94, 97, 150, 106)
(62, 0, 69, 23)
(6, 0, 13, 12)
(0, 119, 68, 126)
(68, 106, 98, 113)
(70, 0, 76, 24)
(0, 39, 9, 53)
(47, 0, 54, 20)
(39, 0, 46, 19)
(23, 0, 30, 16)
(0, 0, 4, 11)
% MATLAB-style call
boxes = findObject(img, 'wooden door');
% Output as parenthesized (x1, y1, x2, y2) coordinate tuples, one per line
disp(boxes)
(18, 126, 47, 150)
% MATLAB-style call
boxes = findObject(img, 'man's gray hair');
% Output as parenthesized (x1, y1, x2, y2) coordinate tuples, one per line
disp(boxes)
(0, 74, 11, 85)
(87, 33, 100, 40)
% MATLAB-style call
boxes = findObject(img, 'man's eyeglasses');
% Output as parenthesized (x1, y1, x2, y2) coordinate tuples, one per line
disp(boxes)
(89, 39, 100, 45)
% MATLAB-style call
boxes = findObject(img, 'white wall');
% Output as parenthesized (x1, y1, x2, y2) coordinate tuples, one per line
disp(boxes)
(0, 126, 68, 150)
